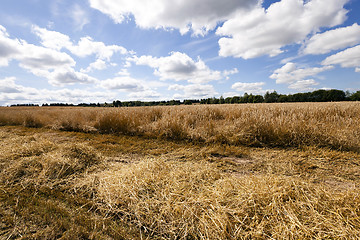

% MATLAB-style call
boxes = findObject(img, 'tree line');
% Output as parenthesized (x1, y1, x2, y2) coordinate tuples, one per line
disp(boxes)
(9, 89, 360, 107)
(201, 89, 360, 104)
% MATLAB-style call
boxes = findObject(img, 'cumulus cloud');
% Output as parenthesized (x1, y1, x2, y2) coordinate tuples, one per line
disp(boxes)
(31, 25, 130, 80)
(223, 68, 239, 76)
(99, 77, 145, 91)
(0, 77, 113, 106)
(322, 45, 360, 72)
(0, 77, 41, 105)
(131, 52, 231, 83)
(18, 43, 75, 71)
(25, 67, 97, 86)
(288, 79, 319, 91)
(99, 76, 163, 101)
(1, 25, 100, 87)
(0, 77, 22, 93)
(270, 62, 334, 91)
(47, 68, 97, 86)
(270, 62, 333, 85)
(169, 83, 218, 99)
(0, 26, 22, 66)
(68, 36, 127, 60)
(216, 0, 349, 59)
(223, 68, 239, 80)
(1, 26, 63, 68)
(303, 23, 360, 55)
(231, 82, 266, 94)
(32, 26, 128, 60)
(81, 59, 107, 73)
(31, 25, 72, 50)
(0, 25, 88, 86)
(89, 0, 258, 35)
(117, 68, 130, 76)
(128, 90, 161, 101)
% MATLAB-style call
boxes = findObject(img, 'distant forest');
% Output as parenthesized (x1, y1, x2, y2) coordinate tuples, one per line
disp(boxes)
(10, 89, 360, 107)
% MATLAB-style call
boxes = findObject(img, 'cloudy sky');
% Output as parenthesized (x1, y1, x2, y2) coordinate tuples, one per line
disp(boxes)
(1, 0, 360, 105)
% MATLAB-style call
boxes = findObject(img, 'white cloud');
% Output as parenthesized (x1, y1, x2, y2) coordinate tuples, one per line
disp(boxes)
(31, 25, 72, 50)
(131, 52, 225, 83)
(32, 26, 130, 76)
(0, 77, 41, 105)
(1, 25, 131, 86)
(32, 26, 128, 60)
(169, 83, 218, 99)
(231, 82, 266, 94)
(47, 68, 97, 86)
(26, 67, 97, 86)
(89, 0, 258, 35)
(356, 68, 360, 73)
(303, 23, 360, 55)
(71, 4, 90, 31)
(18, 43, 75, 71)
(124, 61, 132, 68)
(0, 25, 22, 66)
(288, 79, 319, 91)
(0, 27, 94, 86)
(0, 77, 21, 93)
(81, 59, 107, 73)
(0, 25, 86, 87)
(223, 68, 239, 76)
(223, 92, 239, 98)
(270, 62, 333, 84)
(99, 76, 164, 101)
(0, 77, 114, 106)
(99, 77, 145, 91)
(216, 0, 349, 59)
(322, 45, 360, 72)
(68, 36, 127, 60)
(128, 90, 161, 101)
(223, 68, 239, 79)
(117, 68, 130, 76)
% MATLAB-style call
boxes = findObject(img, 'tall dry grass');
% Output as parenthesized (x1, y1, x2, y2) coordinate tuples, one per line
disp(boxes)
(1, 102, 359, 151)
(1, 124, 359, 239)
(77, 158, 360, 239)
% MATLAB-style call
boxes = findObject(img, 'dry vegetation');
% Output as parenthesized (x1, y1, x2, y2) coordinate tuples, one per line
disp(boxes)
(1, 102, 360, 151)
(0, 102, 360, 239)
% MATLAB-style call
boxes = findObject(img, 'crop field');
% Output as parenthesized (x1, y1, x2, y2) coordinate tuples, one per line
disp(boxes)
(0, 102, 360, 239)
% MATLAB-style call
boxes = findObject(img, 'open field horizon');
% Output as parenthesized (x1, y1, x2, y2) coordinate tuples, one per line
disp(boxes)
(1, 102, 360, 151)
(1, 102, 360, 239)
(2, 0, 360, 237)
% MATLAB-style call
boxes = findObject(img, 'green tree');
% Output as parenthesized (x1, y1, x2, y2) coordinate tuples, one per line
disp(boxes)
(219, 96, 225, 104)
(264, 91, 279, 103)
(253, 95, 264, 103)
(184, 100, 193, 105)
(350, 91, 360, 101)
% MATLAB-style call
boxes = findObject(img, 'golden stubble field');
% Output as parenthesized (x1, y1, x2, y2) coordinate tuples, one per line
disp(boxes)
(0, 102, 359, 239)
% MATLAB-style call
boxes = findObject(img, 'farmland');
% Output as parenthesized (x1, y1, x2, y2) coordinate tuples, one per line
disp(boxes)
(0, 102, 360, 239)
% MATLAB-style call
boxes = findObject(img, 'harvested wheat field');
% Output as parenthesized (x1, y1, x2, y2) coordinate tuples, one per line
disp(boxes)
(0, 102, 360, 239)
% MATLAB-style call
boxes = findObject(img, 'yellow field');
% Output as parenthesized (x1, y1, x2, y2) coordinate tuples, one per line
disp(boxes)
(0, 103, 359, 239)
(1, 102, 360, 150)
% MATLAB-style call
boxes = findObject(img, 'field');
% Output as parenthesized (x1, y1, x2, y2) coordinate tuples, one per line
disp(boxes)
(0, 102, 359, 239)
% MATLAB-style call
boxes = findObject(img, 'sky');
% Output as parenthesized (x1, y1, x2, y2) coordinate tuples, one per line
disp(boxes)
(0, 0, 360, 105)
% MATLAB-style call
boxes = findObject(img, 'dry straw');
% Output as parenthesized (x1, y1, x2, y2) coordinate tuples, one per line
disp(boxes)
(0, 113, 359, 239)
(1, 102, 359, 151)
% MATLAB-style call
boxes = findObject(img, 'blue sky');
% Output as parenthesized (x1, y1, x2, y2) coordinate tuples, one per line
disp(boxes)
(0, 0, 360, 105)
